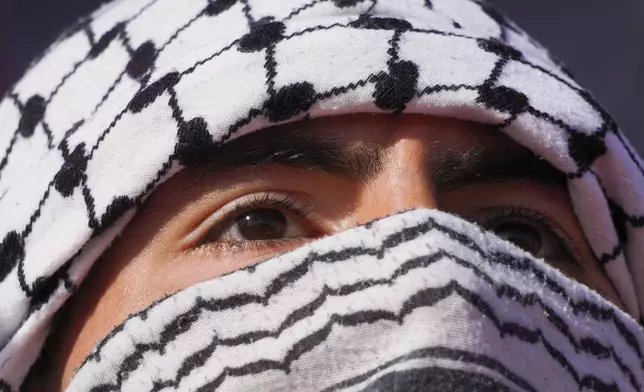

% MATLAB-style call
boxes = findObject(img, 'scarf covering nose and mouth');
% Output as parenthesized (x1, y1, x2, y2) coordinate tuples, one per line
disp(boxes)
(1, 0, 644, 390)
(64, 210, 644, 391)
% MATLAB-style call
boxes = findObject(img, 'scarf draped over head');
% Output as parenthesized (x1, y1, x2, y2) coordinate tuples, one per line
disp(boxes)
(1, 0, 644, 390)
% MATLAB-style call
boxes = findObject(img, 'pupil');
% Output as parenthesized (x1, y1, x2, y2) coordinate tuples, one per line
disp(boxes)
(236, 208, 287, 240)
(494, 222, 541, 255)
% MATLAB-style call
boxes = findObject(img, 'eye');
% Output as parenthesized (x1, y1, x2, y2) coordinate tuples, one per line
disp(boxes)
(477, 207, 580, 265)
(491, 221, 541, 256)
(219, 208, 300, 241)
(191, 193, 320, 247)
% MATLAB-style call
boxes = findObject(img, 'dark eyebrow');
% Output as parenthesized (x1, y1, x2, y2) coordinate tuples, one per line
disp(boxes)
(187, 121, 566, 190)
(431, 141, 567, 191)
(187, 122, 384, 183)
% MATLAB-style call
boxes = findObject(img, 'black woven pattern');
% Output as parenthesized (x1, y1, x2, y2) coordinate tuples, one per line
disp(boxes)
(1, 0, 643, 390)
(67, 211, 644, 392)
(0, 0, 627, 306)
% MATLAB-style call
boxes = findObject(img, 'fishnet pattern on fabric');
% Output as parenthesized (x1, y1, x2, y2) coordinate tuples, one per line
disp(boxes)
(0, 0, 643, 390)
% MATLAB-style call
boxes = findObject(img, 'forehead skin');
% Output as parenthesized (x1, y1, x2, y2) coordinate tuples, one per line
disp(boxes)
(25, 114, 622, 391)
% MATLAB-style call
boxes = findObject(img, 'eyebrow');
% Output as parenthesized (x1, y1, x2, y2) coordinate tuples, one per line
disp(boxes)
(187, 122, 566, 190)
(431, 142, 567, 191)
(188, 122, 384, 183)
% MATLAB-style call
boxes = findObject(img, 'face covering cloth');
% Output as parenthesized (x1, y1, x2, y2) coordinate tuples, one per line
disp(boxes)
(1, 0, 644, 390)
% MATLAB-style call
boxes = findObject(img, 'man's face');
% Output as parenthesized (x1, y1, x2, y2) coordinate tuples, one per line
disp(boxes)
(34, 114, 621, 390)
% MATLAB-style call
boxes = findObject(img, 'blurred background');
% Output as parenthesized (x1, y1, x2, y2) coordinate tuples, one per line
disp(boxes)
(3, 0, 643, 151)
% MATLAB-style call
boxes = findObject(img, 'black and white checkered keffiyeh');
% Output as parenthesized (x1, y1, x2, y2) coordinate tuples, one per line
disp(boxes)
(2, 0, 644, 391)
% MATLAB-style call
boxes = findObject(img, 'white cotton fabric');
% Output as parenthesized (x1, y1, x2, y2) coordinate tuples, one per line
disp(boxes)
(64, 210, 644, 392)
(0, 0, 643, 390)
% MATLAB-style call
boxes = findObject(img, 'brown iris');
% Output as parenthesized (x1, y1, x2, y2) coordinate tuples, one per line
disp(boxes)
(234, 208, 288, 240)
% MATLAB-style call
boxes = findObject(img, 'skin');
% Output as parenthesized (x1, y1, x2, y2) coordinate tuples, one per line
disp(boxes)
(26, 114, 623, 391)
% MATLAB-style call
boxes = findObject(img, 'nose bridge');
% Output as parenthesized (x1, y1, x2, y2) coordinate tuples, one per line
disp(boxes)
(355, 134, 438, 223)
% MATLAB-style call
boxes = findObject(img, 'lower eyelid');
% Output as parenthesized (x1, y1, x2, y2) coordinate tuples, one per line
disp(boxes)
(184, 237, 311, 261)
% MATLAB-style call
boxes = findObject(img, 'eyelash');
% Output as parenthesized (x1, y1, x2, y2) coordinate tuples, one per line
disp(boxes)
(221, 193, 311, 225)
(193, 192, 314, 247)
(478, 206, 582, 266)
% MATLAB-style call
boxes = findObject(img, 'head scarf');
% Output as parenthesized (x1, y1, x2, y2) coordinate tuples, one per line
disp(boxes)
(1, 0, 644, 390)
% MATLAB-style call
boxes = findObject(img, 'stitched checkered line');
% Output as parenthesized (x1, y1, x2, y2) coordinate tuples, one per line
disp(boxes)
(1, 0, 643, 390)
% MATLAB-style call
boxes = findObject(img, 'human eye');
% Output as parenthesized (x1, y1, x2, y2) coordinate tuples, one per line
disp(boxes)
(184, 192, 323, 251)
(474, 206, 582, 267)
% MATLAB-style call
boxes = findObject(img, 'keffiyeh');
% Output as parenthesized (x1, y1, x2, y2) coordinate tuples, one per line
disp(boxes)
(1, 0, 644, 390)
